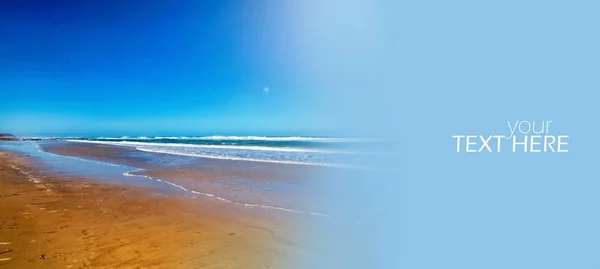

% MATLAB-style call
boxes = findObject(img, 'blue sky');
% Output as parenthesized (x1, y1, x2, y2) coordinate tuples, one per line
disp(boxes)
(0, 1, 319, 136)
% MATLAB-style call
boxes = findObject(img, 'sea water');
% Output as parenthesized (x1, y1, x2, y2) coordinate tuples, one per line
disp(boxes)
(0, 140, 184, 193)
(65, 136, 378, 168)
(1, 136, 382, 219)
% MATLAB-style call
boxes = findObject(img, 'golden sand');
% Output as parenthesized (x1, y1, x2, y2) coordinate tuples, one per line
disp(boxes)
(0, 151, 286, 268)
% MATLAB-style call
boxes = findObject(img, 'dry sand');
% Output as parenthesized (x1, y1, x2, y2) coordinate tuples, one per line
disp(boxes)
(0, 150, 288, 268)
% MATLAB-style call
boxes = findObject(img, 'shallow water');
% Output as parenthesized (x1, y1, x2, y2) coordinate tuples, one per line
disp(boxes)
(0, 141, 185, 194)
(65, 136, 381, 168)
(1, 140, 335, 218)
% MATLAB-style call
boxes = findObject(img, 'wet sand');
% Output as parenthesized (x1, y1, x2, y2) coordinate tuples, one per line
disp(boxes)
(0, 150, 287, 268)
(42, 142, 318, 180)
(41, 142, 324, 214)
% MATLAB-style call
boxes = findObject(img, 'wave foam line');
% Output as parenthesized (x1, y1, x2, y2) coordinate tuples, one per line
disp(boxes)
(134, 147, 351, 168)
(67, 139, 338, 153)
(8, 164, 43, 185)
(66, 140, 374, 169)
(92, 136, 364, 142)
(122, 168, 332, 218)
(135, 147, 379, 170)
(183, 136, 360, 142)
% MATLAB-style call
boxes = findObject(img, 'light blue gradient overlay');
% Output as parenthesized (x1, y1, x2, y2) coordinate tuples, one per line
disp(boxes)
(281, 0, 600, 268)
(2, 1, 599, 268)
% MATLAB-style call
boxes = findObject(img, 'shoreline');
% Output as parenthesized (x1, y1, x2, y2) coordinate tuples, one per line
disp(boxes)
(0, 150, 285, 268)
(38, 141, 327, 216)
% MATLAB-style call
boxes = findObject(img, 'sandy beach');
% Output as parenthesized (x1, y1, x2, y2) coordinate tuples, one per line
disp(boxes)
(0, 150, 287, 268)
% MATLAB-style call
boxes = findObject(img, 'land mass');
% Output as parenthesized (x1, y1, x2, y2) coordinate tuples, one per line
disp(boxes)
(0, 134, 18, 141)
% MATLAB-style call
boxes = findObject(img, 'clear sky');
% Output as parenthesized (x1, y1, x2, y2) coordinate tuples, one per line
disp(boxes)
(0, 1, 319, 137)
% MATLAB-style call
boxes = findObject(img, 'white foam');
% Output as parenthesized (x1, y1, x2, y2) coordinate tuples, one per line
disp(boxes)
(8, 164, 43, 186)
(184, 136, 355, 142)
(135, 147, 349, 167)
(122, 168, 333, 218)
(67, 139, 339, 153)
(65, 140, 375, 169)
(94, 136, 362, 142)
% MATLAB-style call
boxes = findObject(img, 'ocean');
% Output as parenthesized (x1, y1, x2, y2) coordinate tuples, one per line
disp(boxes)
(61, 136, 375, 168)
(1, 136, 382, 219)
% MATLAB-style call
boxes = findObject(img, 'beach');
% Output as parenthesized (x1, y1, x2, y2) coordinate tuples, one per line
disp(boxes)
(0, 149, 290, 268)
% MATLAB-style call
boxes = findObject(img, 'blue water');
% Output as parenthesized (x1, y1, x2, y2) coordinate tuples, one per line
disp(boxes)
(0, 140, 341, 217)
(59, 136, 378, 168)
(2, 137, 382, 219)
(0, 141, 184, 194)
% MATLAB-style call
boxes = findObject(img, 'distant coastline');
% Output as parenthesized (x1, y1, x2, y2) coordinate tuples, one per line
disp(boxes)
(0, 135, 64, 141)
(0, 133, 18, 141)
